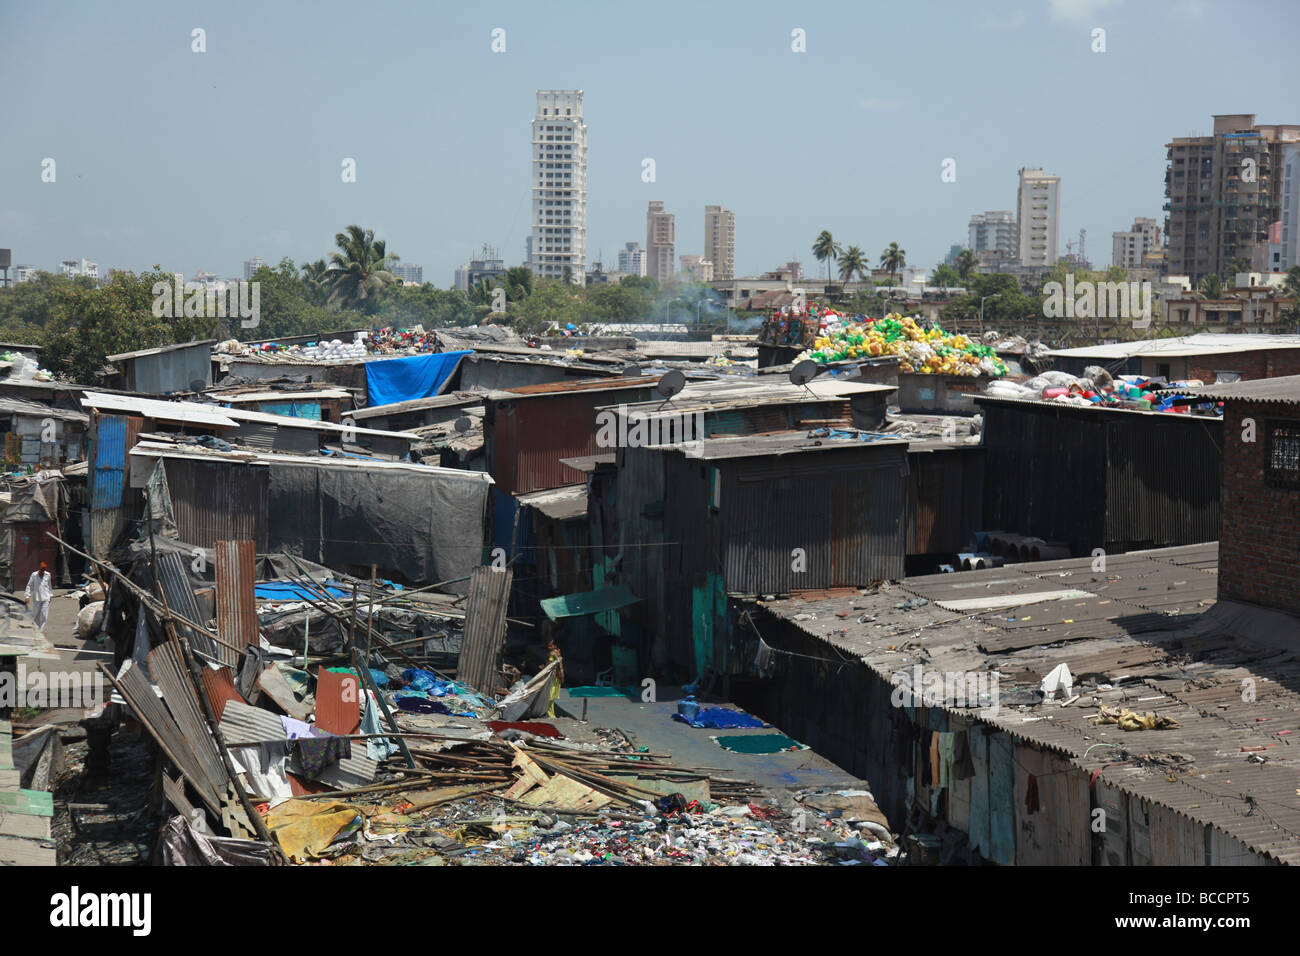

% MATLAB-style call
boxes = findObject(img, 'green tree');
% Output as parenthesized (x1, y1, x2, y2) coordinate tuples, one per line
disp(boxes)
(837, 245, 868, 285)
(1198, 273, 1223, 299)
(812, 231, 843, 283)
(503, 266, 534, 303)
(930, 264, 961, 288)
(326, 225, 399, 312)
(880, 242, 906, 283)
(954, 249, 977, 281)
(299, 258, 331, 306)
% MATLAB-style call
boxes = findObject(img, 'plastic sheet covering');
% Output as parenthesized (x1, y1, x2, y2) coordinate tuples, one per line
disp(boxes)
(267, 462, 489, 592)
(364, 351, 470, 407)
(155, 814, 274, 866)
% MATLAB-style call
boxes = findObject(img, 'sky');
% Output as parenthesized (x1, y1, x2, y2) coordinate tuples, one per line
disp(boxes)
(2, 0, 1299, 286)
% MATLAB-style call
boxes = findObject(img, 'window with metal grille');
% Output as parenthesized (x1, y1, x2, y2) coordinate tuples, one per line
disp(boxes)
(1267, 421, 1300, 488)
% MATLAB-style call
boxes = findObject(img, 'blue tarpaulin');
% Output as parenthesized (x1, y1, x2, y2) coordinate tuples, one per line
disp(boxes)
(254, 581, 350, 601)
(365, 351, 470, 407)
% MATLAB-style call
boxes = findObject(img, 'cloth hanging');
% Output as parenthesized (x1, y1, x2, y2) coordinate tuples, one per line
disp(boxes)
(287, 735, 352, 780)
(953, 730, 976, 780)
(1025, 773, 1041, 815)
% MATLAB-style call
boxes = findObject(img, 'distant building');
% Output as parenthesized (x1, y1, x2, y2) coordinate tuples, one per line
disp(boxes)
(243, 256, 266, 280)
(646, 201, 675, 284)
(679, 255, 714, 282)
(1112, 217, 1163, 269)
(1165, 114, 1300, 282)
(454, 245, 506, 293)
(13, 265, 37, 283)
(1016, 168, 1061, 268)
(944, 244, 964, 265)
(703, 205, 735, 281)
(1280, 143, 1300, 271)
(60, 258, 98, 279)
(526, 90, 588, 286)
(784, 261, 802, 282)
(617, 242, 647, 277)
(393, 263, 424, 284)
(968, 211, 1018, 265)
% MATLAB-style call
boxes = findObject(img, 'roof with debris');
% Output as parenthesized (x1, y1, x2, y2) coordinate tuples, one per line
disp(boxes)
(1176, 373, 1300, 406)
(756, 542, 1300, 864)
(1048, 333, 1300, 360)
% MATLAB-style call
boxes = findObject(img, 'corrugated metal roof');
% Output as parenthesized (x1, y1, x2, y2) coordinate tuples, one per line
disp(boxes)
(677, 433, 909, 460)
(107, 340, 217, 362)
(456, 566, 512, 695)
(1177, 373, 1300, 405)
(516, 484, 588, 521)
(81, 391, 238, 427)
(1048, 333, 1300, 360)
(488, 376, 661, 399)
(541, 585, 640, 620)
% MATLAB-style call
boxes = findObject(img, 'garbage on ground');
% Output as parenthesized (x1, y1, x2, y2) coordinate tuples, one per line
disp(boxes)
(1093, 706, 1181, 731)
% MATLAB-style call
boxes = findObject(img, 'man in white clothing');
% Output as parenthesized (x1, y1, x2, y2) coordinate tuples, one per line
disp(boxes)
(25, 561, 53, 631)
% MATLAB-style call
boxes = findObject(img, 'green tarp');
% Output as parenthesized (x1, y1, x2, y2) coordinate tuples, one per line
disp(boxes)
(541, 585, 640, 621)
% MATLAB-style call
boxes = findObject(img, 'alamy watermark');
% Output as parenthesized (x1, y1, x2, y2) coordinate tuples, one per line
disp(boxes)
(1043, 275, 1152, 330)
(890, 664, 999, 716)
(152, 276, 260, 328)
(0, 665, 105, 709)
(595, 405, 705, 452)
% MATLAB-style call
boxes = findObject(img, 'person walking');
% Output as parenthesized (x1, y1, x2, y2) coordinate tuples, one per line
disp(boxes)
(25, 561, 53, 632)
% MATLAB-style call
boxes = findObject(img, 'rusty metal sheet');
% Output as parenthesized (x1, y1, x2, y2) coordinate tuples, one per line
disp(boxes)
(314, 669, 361, 736)
(456, 566, 513, 696)
(215, 540, 258, 667)
(155, 550, 218, 659)
(147, 643, 229, 806)
(199, 665, 243, 722)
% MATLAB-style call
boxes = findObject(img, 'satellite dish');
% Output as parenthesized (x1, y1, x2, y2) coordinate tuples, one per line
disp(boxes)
(189, 379, 207, 393)
(789, 360, 821, 387)
(453, 415, 472, 434)
(622, 363, 643, 377)
(655, 369, 686, 400)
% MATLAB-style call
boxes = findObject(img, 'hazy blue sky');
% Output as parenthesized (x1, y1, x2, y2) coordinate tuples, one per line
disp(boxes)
(2, 0, 1298, 285)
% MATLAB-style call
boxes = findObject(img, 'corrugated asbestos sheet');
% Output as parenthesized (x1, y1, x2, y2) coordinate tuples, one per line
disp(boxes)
(219, 699, 375, 790)
(164, 458, 268, 550)
(215, 540, 258, 667)
(456, 566, 513, 695)
(155, 550, 218, 659)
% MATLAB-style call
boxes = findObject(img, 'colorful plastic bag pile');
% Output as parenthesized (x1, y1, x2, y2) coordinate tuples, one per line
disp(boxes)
(799, 314, 1007, 377)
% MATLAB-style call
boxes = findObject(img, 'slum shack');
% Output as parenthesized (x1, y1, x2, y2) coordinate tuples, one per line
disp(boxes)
(975, 395, 1223, 556)
(103, 341, 217, 395)
(1046, 333, 1300, 382)
(0, 396, 88, 468)
(604, 433, 909, 682)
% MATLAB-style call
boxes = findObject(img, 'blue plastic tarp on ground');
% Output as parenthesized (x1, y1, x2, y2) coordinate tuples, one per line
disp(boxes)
(254, 581, 350, 601)
(365, 351, 470, 407)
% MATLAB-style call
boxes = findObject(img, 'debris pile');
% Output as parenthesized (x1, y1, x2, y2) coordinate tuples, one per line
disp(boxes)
(801, 316, 1008, 376)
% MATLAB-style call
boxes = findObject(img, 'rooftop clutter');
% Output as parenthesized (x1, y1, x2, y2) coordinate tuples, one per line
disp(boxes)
(985, 368, 1223, 414)
(799, 314, 1008, 376)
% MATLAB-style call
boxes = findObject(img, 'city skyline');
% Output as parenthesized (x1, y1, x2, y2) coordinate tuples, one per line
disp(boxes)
(2, 1, 1299, 287)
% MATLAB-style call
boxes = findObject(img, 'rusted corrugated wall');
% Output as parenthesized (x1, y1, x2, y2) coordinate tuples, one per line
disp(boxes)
(456, 566, 513, 695)
(907, 447, 985, 555)
(485, 384, 657, 495)
(88, 413, 144, 557)
(214, 539, 258, 666)
(162, 458, 268, 550)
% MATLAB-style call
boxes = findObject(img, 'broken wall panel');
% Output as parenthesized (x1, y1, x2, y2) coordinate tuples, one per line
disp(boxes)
(215, 540, 259, 667)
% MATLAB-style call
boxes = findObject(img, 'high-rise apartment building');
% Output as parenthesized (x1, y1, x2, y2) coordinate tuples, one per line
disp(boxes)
(1111, 217, 1162, 269)
(1015, 169, 1060, 268)
(617, 242, 647, 277)
(1279, 143, 1300, 272)
(60, 258, 99, 279)
(679, 255, 714, 282)
(526, 90, 588, 286)
(1164, 114, 1300, 282)
(243, 256, 266, 280)
(646, 201, 675, 283)
(392, 263, 424, 284)
(454, 245, 506, 293)
(967, 211, 1018, 269)
(703, 205, 735, 280)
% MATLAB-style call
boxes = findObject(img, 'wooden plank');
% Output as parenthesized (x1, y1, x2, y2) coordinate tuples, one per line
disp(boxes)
(0, 769, 20, 788)
(0, 833, 57, 866)
(0, 812, 50, 839)
(0, 789, 53, 816)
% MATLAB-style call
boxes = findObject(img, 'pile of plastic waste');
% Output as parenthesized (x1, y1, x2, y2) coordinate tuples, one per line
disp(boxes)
(800, 314, 1007, 377)
(1, 351, 54, 382)
(301, 337, 368, 361)
(985, 368, 1219, 414)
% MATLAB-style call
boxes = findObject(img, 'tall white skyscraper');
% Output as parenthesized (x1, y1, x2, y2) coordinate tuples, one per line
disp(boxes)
(704, 205, 735, 280)
(526, 90, 588, 286)
(243, 256, 266, 280)
(617, 242, 647, 277)
(1016, 168, 1061, 268)
(1281, 143, 1300, 271)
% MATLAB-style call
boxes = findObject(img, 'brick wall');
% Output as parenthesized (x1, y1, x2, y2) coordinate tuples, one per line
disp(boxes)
(1188, 348, 1300, 384)
(1219, 398, 1300, 616)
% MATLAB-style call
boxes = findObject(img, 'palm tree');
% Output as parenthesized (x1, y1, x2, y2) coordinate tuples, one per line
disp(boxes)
(300, 258, 330, 305)
(880, 242, 906, 283)
(837, 245, 868, 285)
(469, 277, 500, 306)
(955, 249, 977, 282)
(812, 231, 843, 283)
(503, 266, 533, 302)
(326, 225, 399, 311)
(1198, 273, 1223, 299)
